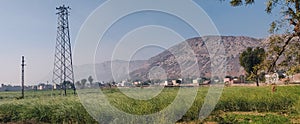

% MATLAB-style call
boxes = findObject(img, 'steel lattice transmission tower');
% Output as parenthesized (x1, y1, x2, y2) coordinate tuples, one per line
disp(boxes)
(52, 5, 75, 95)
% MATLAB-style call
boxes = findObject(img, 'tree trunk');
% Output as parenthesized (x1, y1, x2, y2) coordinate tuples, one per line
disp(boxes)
(256, 77, 259, 87)
(268, 35, 294, 73)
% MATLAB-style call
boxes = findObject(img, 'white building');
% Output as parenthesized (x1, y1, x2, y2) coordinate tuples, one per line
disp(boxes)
(265, 73, 279, 84)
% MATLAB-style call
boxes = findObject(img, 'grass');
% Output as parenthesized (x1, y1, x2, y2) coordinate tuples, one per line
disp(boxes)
(0, 90, 97, 123)
(0, 86, 299, 123)
(216, 86, 298, 112)
(0, 98, 97, 123)
(212, 112, 290, 124)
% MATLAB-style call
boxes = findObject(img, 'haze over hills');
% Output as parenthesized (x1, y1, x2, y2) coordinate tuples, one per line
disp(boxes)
(73, 36, 264, 82)
(39, 60, 147, 83)
(74, 60, 147, 82)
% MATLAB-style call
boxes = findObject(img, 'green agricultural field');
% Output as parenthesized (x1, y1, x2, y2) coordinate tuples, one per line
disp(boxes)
(0, 86, 299, 123)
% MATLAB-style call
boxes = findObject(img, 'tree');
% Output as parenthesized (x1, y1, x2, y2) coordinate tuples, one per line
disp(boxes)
(240, 47, 266, 86)
(88, 76, 94, 87)
(226, 0, 300, 74)
(75, 81, 81, 89)
(81, 79, 87, 89)
(267, 35, 300, 75)
(111, 81, 116, 86)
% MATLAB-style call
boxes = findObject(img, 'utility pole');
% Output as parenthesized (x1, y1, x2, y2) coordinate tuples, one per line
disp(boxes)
(21, 56, 25, 99)
(52, 5, 75, 96)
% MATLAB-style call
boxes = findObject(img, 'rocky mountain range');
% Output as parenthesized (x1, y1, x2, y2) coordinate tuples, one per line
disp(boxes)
(129, 36, 263, 81)
(75, 36, 264, 82)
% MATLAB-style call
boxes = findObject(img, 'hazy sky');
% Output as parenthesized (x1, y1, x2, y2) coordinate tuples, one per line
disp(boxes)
(0, 0, 279, 85)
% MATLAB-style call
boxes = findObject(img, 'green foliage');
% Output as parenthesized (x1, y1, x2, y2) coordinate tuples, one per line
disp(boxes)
(239, 47, 265, 85)
(240, 47, 265, 74)
(269, 21, 277, 33)
(228, 0, 255, 6)
(226, 0, 300, 73)
(266, 35, 300, 74)
(227, 0, 300, 31)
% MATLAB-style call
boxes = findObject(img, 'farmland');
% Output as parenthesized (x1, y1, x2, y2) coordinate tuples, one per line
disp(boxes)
(0, 86, 299, 123)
